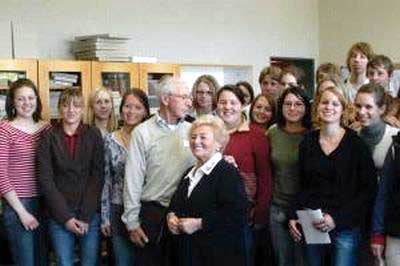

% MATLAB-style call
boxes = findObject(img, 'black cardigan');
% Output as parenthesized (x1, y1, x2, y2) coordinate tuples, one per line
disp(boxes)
(290, 129, 377, 230)
(169, 159, 247, 266)
(37, 123, 104, 224)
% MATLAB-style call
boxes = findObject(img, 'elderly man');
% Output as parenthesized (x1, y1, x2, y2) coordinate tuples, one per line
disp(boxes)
(122, 75, 196, 265)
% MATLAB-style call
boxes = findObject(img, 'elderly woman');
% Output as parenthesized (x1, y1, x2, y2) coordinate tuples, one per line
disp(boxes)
(167, 114, 247, 266)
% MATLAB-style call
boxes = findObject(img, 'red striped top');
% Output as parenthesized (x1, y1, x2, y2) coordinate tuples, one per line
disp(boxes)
(0, 121, 51, 198)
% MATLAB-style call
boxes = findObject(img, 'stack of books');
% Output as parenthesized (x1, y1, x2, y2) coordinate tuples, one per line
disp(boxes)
(73, 34, 131, 62)
(50, 73, 79, 89)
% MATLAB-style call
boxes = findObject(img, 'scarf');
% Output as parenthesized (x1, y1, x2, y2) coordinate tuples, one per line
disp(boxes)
(359, 119, 386, 154)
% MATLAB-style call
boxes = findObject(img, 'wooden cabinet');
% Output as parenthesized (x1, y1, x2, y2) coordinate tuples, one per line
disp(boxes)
(38, 60, 91, 120)
(139, 63, 180, 109)
(0, 59, 38, 119)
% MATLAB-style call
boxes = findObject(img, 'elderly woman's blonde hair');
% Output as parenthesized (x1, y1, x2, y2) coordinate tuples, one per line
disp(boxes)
(87, 87, 118, 132)
(189, 114, 229, 150)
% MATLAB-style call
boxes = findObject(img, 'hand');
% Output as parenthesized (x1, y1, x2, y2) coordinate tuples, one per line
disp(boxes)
(101, 225, 111, 237)
(371, 243, 384, 258)
(18, 210, 39, 231)
(288, 219, 302, 242)
(313, 213, 336, 233)
(65, 218, 86, 235)
(167, 212, 180, 235)
(349, 121, 361, 131)
(129, 226, 149, 247)
(178, 218, 202, 235)
(224, 155, 238, 168)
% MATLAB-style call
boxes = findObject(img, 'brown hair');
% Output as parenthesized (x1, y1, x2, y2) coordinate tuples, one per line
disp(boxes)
(192, 75, 220, 110)
(316, 63, 341, 86)
(367, 54, 394, 77)
(346, 42, 374, 70)
(58, 88, 84, 110)
(258, 66, 282, 84)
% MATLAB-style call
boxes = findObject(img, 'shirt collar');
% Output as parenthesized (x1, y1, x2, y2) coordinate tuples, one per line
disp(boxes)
(155, 111, 185, 129)
(186, 152, 223, 180)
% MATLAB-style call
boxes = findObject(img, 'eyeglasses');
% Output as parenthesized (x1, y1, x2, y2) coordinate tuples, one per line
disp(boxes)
(169, 93, 193, 101)
(283, 101, 305, 108)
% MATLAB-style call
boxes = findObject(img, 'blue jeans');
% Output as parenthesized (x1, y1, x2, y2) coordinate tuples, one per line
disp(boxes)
(270, 204, 304, 266)
(243, 224, 254, 266)
(48, 213, 100, 266)
(2, 197, 47, 266)
(112, 235, 136, 266)
(305, 227, 361, 266)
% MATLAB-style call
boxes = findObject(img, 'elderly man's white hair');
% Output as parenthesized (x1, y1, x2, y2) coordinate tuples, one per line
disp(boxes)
(156, 75, 181, 97)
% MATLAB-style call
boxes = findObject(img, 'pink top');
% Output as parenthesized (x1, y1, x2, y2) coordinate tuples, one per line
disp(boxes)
(0, 121, 51, 198)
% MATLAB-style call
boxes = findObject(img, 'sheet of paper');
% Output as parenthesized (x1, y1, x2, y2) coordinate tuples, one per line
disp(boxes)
(296, 209, 331, 244)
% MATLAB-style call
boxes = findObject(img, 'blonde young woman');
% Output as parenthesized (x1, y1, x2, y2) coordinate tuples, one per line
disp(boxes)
(88, 88, 118, 136)
(289, 87, 376, 266)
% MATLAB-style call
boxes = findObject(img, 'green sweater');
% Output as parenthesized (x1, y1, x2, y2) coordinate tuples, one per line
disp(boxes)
(267, 124, 305, 208)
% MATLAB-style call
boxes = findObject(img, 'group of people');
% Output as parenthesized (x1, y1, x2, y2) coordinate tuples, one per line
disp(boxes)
(0, 40, 400, 266)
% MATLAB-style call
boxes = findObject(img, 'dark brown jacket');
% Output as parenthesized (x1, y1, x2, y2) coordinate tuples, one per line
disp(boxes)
(38, 123, 104, 224)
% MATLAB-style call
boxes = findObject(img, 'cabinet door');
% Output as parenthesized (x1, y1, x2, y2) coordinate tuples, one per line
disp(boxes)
(0, 59, 38, 119)
(91, 62, 140, 119)
(139, 63, 180, 109)
(38, 60, 91, 121)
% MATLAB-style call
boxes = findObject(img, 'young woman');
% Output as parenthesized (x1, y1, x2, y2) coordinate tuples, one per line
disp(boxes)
(38, 88, 104, 266)
(189, 75, 219, 119)
(167, 115, 247, 266)
(0, 78, 50, 266)
(288, 87, 377, 266)
(268, 87, 312, 266)
(88, 87, 118, 136)
(316, 63, 341, 87)
(280, 65, 303, 90)
(101, 89, 150, 265)
(237, 81, 255, 119)
(216, 84, 272, 266)
(342, 42, 374, 103)
(258, 66, 282, 99)
(249, 94, 276, 131)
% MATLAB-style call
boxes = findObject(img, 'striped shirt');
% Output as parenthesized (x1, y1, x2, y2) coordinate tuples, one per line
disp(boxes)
(0, 121, 51, 198)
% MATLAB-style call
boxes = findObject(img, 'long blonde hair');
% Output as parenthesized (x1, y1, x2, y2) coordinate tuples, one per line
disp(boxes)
(87, 87, 118, 132)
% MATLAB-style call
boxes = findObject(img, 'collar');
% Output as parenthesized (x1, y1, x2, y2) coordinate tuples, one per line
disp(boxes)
(155, 111, 185, 129)
(185, 152, 222, 180)
(63, 123, 84, 137)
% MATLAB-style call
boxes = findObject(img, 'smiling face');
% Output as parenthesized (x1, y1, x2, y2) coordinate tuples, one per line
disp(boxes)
(317, 90, 344, 125)
(121, 94, 147, 127)
(367, 65, 390, 88)
(282, 93, 305, 124)
(190, 125, 221, 163)
(216, 90, 243, 127)
(349, 50, 368, 75)
(354, 92, 384, 127)
(251, 96, 273, 125)
(13, 86, 37, 119)
(92, 91, 113, 121)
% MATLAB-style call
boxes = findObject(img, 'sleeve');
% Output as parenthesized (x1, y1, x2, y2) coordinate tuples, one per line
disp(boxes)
(80, 128, 105, 223)
(0, 127, 15, 195)
(253, 131, 272, 225)
(121, 128, 147, 231)
(37, 132, 74, 224)
(101, 135, 113, 227)
(288, 135, 310, 220)
(371, 146, 396, 245)
(330, 137, 378, 229)
(202, 164, 248, 232)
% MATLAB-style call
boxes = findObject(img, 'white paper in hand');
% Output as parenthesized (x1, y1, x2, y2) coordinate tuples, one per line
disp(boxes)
(296, 209, 331, 244)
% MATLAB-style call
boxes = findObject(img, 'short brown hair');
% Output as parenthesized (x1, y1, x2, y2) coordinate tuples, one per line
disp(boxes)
(367, 54, 394, 77)
(258, 66, 282, 84)
(346, 42, 374, 70)
(58, 88, 84, 110)
(316, 63, 341, 85)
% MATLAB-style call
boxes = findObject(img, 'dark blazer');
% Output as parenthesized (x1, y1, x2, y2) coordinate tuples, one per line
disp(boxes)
(37, 123, 104, 224)
(169, 159, 247, 266)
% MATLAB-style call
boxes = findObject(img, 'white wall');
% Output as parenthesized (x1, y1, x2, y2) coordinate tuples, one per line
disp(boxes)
(0, 0, 319, 90)
(319, 0, 400, 66)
